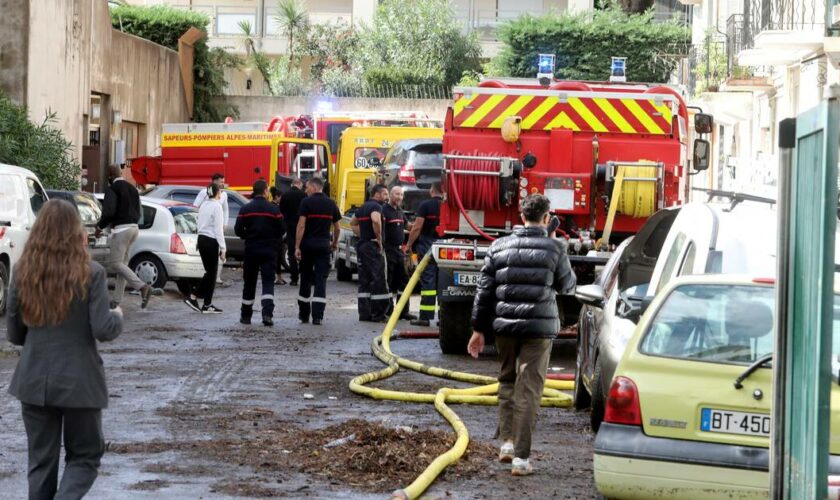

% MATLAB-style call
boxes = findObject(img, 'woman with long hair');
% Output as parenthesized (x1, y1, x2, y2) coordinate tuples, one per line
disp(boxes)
(6, 199, 123, 499)
(185, 183, 226, 313)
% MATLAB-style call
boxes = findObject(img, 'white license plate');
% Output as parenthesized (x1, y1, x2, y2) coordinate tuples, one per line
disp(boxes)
(700, 408, 770, 437)
(454, 272, 481, 286)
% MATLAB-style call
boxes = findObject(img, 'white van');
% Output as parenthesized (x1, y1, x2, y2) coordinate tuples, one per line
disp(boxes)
(0, 163, 49, 314)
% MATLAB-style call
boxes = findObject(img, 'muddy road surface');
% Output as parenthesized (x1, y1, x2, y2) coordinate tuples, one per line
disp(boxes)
(0, 269, 595, 498)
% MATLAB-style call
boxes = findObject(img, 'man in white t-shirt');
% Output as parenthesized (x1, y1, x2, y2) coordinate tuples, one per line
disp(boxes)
(194, 173, 230, 285)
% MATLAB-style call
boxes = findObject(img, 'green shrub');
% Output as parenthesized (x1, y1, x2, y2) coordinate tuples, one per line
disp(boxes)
(320, 67, 363, 97)
(494, 7, 690, 83)
(109, 5, 238, 122)
(0, 91, 80, 190)
(298, 20, 359, 81)
(354, 0, 481, 90)
(266, 57, 308, 96)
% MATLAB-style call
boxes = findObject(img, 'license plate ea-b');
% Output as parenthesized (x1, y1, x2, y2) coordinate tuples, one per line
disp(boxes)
(453, 272, 480, 286)
(700, 408, 770, 437)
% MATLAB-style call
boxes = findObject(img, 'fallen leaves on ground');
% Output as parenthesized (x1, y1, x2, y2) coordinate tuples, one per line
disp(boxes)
(110, 404, 496, 494)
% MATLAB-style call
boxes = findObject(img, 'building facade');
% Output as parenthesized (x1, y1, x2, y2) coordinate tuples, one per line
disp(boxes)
(0, 0, 192, 191)
(685, 0, 840, 197)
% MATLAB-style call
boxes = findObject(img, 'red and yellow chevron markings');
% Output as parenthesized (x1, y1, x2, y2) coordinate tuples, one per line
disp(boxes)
(453, 92, 674, 135)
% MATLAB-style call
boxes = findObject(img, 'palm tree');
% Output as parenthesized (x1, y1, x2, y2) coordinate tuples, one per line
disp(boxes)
(238, 20, 275, 94)
(274, 0, 308, 69)
(238, 19, 257, 57)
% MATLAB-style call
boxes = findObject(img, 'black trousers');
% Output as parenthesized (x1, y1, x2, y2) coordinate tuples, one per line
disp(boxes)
(385, 245, 409, 307)
(356, 241, 390, 321)
(285, 232, 299, 282)
(298, 249, 331, 321)
(21, 403, 103, 500)
(416, 236, 438, 321)
(196, 235, 219, 306)
(241, 249, 276, 319)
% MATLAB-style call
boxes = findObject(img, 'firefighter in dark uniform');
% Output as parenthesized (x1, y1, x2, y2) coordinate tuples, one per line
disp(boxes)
(383, 186, 416, 320)
(294, 177, 341, 326)
(406, 182, 444, 327)
(350, 184, 390, 322)
(235, 179, 286, 327)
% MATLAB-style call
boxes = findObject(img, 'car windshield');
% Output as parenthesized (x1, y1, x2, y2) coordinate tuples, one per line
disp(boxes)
(639, 283, 840, 366)
(169, 206, 198, 234)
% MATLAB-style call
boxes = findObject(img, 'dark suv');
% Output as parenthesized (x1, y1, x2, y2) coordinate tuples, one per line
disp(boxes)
(380, 139, 443, 214)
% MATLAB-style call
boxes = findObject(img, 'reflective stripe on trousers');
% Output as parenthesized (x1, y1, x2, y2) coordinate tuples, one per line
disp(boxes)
(357, 240, 390, 321)
(298, 250, 331, 320)
(416, 236, 438, 320)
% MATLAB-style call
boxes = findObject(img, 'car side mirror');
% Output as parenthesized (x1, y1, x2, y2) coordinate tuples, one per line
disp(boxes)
(693, 139, 710, 171)
(694, 113, 713, 134)
(575, 284, 605, 308)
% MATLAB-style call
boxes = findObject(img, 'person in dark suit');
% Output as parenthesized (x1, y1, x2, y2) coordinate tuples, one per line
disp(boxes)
(6, 200, 124, 500)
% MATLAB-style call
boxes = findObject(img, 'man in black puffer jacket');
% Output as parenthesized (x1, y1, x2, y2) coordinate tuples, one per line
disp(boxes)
(468, 194, 576, 477)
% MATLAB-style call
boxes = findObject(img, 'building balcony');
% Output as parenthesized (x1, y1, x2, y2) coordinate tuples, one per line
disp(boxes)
(730, 0, 830, 67)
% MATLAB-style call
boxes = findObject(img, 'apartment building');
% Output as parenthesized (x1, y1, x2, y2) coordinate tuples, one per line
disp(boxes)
(685, 0, 840, 196)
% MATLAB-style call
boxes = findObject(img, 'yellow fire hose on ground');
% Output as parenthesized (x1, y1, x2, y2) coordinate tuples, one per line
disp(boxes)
(349, 252, 574, 499)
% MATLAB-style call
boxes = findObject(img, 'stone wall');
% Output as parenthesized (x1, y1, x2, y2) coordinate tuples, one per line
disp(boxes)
(1, 0, 190, 181)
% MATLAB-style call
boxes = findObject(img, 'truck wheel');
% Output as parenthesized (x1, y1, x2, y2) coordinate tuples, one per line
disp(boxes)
(573, 334, 592, 410)
(336, 258, 353, 282)
(0, 260, 8, 316)
(130, 253, 168, 289)
(590, 361, 606, 433)
(438, 301, 472, 355)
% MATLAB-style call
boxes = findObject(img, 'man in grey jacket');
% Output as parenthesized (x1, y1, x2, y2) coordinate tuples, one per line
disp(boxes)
(468, 194, 576, 476)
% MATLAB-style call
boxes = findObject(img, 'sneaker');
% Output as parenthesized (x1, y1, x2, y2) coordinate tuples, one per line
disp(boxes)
(511, 457, 533, 476)
(151, 287, 164, 296)
(262, 316, 274, 327)
(184, 298, 201, 312)
(299, 314, 309, 324)
(410, 319, 431, 327)
(140, 286, 153, 309)
(312, 318, 322, 326)
(240, 316, 252, 325)
(201, 304, 223, 314)
(498, 441, 514, 463)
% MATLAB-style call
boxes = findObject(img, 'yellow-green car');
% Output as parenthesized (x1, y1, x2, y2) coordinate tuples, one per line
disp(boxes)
(593, 274, 840, 499)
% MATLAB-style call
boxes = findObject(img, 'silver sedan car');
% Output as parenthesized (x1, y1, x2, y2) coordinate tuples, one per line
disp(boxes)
(574, 207, 679, 431)
(91, 195, 204, 295)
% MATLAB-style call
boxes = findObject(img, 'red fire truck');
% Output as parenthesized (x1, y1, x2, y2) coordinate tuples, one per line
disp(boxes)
(430, 78, 712, 353)
(130, 119, 331, 195)
(130, 112, 433, 195)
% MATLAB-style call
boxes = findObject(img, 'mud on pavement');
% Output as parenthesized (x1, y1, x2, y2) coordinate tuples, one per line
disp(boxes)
(0, 269, 596, 498)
